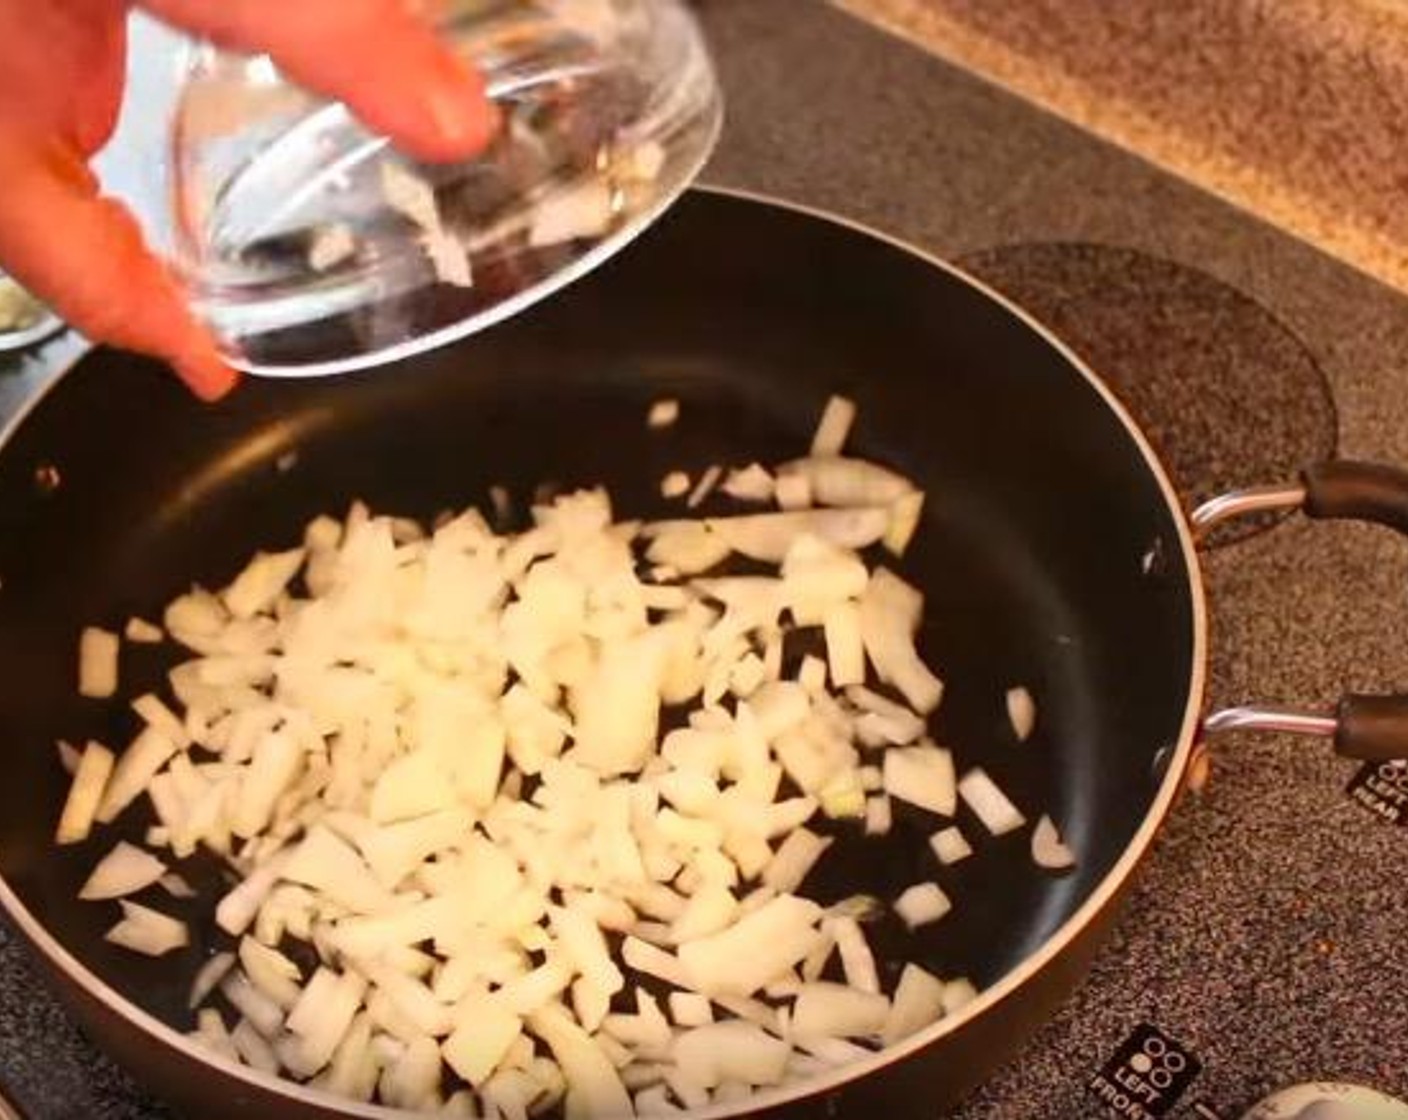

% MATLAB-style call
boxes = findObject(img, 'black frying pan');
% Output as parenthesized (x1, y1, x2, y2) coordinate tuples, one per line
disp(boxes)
(0, 189, 1403, 1120)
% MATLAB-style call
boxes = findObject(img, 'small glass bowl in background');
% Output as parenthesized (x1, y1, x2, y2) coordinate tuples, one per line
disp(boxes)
(0, 272, 64, 353)
(169, 0, 722, 377)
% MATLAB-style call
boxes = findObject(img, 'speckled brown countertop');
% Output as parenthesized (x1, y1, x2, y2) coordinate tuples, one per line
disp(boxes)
(834, 0, 1408, 293)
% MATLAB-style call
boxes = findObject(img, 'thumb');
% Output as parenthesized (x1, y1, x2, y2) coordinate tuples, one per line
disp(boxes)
(0, 132, 237, 401)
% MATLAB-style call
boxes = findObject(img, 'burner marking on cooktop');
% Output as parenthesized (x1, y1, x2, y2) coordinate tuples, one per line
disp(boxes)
(1346, 759, 1408, 826)
(957, 243, 1337, 548)
(1088, 1022, 1203, 1119)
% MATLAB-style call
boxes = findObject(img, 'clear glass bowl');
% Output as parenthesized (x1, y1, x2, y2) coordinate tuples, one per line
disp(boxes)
(170, 0, 722, 376)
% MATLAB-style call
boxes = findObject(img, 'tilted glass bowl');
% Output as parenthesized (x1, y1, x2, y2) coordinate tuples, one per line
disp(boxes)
(170, 0, 722, 376)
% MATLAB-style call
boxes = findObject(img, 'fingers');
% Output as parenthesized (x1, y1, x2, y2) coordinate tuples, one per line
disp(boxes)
(143, 0, 498, 162)
(0, 0, 128, 153)
(0, 132, 237, 401)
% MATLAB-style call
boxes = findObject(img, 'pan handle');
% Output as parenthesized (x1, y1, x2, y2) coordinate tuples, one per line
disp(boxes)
(0, 1079, 27, 1120)
(1194, 460, 1408, 761)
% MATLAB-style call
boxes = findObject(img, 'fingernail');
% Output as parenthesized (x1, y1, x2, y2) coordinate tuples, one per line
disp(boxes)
(424, 63, 499, 152)
(181, 349, 239, 403)
(193, 367, 239, 403)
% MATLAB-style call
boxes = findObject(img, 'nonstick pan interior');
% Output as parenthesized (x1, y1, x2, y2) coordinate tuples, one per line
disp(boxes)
(0, 190, 1196, 1057)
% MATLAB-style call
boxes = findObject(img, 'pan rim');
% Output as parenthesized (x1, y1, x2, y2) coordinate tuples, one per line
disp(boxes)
(0, 183, 1207, 1117)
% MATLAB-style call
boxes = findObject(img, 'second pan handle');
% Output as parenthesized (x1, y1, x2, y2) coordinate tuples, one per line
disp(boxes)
(1194, 460, 1408, 761)
(1302, 461, 1408, 536)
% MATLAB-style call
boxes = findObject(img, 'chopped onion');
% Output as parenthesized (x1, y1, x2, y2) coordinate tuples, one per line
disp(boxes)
(96, 727, 180, 824)
(1006, 686, 1036, 742)
(192, 1008, 239, 1062)
(601, 991, 671, 1056)
(810, 395, 856, 457)
(941, 977, 979, 1015)
(687, 466, 723, 510)
(664, 1067, 709, 1110)
(1032, 814, 1076, 870)
(528, 1004, 631, 1118)
(281, 826, 394, 914)
(285, 967, 367, 1072)
(846, 686, 925, 744)
(380, 1035, 442, 1110)
(105, 900, 188, 956)
(669, 883, 739, 944)
(893, 883, 951, 930)
(132, 694, 190, 748)
(929, 825, 973, 866)
(790, 982, 889, 1040)
(792, 1035, 871, 1065)
(668, 992, 713, 1028)
(369, 750, 459, 824)
(232, 731, 302, 838)
(308, 223, 356, 272)
(216, 853, 289, 936)
(673, 1022, 790, 1088)
(859, 571, 943, 713)
(958, 767, 1026, 836)
(551, 904, 625, 996)
(158, 873, 196, 902)
(761, 828, 832, 894)
(79, 841, 168, 900)
(240, 936, 303, 1011)
(380, 162, 441, 233)
(529, 181, 616, 248)
(78, 626, 119, 699)
(423, 229, 473, 288)
(232, 1016, 281, 1073)
(659, 471, 690, 500)
(666, 508, 889, 563)
(622, 936, 692, 990)
(188, 951, 236, 1010)
(647, 399, 680, 429)
(722, 464, 774, 502)
(863, 795, 892, 836)
(678, 894, 823, 997)
(56, 739, 82, 776)
(796, 654, 828, 696)
(572, 977, 611, 1034)
(778, 457, 913, 508)
(882, 744, 956, 817)
(571, 632, 667, 776)
(124, 616, 164, 644)
(50, 393, 1058, 1115)
(774, 471, 812, 511)
(634, 1084, 680, 1116)
(822, 603, 866, 688)
(55, 740, 114, 844)
(883, 491, 925, 557)
(223, 549, 304, 621)
(828, 915, 880, 994)
(223, 970, 285, 1038)
(645, 521, 731, 575)
(881, 963, 945, 1045)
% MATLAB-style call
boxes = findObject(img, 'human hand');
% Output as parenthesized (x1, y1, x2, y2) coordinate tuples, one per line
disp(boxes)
(0, 0, 497, 400)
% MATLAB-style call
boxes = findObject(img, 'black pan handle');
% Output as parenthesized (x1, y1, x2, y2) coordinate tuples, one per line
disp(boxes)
(1302, 461, 1408, 536)
(1335, 694, 1408, 762)
(0, 1078, 27, 1120)
(1195, 460, 1408, 761)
